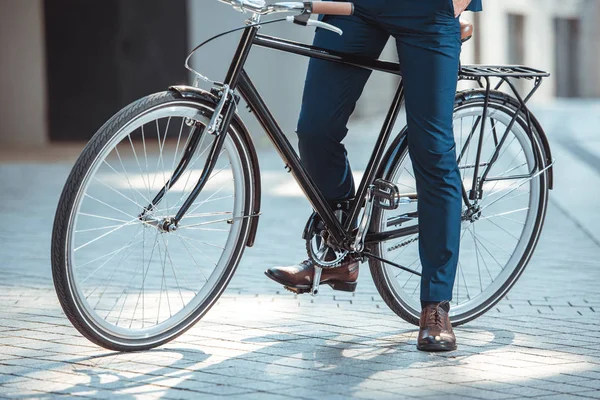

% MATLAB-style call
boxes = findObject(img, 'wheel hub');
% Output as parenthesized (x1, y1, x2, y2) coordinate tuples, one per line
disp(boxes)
(463, 205, 482, 223)
(140, 214, 177, 233)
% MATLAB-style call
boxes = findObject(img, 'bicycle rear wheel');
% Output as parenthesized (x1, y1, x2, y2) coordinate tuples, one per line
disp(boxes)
(52, 91, 256, 351)
(369, 90, 550, 326)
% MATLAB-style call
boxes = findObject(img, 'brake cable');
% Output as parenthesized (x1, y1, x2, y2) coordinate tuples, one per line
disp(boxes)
(185, 18, 287, 85)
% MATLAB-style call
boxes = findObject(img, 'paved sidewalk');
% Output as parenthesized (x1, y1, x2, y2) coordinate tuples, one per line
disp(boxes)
(1, 109, 600, 399)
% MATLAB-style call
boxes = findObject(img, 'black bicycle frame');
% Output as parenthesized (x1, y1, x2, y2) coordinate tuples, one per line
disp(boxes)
(152, 24, 551, 258)
(226, 27, 404, 247)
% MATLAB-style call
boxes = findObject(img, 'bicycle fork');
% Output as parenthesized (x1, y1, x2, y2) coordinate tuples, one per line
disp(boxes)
(139, 87, 238, 230)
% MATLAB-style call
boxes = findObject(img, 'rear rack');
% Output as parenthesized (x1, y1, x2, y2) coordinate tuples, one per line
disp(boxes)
(460, 64, 550, 79)
(455, 64, 551, 193)
(458, 64, 550, 105)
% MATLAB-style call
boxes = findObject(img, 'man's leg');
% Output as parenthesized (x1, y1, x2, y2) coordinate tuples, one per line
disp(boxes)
(265, 13, 389, 293)
(396, 36, 462, 304)
(387, 3, 463, 350)
(297, 14, 389, 201)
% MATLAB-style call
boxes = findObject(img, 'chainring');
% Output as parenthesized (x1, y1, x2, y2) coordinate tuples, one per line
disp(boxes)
(304, 212, 348, 269)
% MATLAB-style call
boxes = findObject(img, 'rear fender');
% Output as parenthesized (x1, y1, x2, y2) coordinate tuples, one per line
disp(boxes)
(456, 90, 555, 190)
(376, 127, 409, 180)
(378, 91, 554, 190)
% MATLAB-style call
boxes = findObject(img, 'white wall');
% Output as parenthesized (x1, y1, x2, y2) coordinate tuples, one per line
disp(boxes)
(0, 0, 47, 148)
(468, 0, 597, 100)
(579, 0, 600, 98)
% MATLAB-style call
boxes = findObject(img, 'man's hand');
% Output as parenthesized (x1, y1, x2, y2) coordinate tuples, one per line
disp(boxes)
(453, 0, 472, 17)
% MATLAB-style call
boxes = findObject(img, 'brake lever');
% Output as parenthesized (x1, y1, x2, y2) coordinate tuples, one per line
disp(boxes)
(307, 19, 344, 35)
(286, 16, 344, 36)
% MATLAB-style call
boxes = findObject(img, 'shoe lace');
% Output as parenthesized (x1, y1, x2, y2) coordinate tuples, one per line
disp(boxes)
(426, 303, 448, 329)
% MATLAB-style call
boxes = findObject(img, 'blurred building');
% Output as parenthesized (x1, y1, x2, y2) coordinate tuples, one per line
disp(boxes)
(463, 0, 600, 100)
(0, 0, 599, 148)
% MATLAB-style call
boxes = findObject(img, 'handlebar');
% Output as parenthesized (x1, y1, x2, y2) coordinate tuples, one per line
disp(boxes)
(218, 0, 354, 16)
(311, 2, 354, 15)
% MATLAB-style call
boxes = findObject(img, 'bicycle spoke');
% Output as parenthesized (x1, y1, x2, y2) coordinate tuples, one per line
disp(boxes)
(176, 235, 210, 282)
(175, 232, 219, 267)
(470, 230, 507, 272)
(104, 156, 151, 205)
(470, 224, 494, 283)
(160, 235, 197, 296)
(494, 214, 526, 225)
(92, 176, 147, 211)
(486, 217, 521, 242)
(74, 218, 139, 252)
(78, 213, 130, 224)
(83, 194, 138, 220)
(141, 125, 151, 200)
(91, 228, 151, 312)
(183, 165, 232, 217)
(479, 177, 531, 212)
(126, 133, 152, 200)
(75, 223, 131, 234)
(155, 234, 172, 324)
(176, 233, 225, 250)
(80, 231, 144, 284)
(481, 146, 525, 203)
(164, 240, 186, 310)
(169, 134, 213, 209)
(480, 207, 528, 222)
(458, 258, 471, 301)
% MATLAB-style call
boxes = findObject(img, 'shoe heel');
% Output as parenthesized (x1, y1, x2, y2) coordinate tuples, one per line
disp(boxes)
(328, 281, 357, 293)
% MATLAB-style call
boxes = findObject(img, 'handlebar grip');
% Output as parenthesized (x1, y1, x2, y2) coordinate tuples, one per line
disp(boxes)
(311, 1, 354, 16)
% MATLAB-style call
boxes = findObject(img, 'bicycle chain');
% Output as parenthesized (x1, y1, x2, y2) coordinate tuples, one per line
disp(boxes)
(386, 236, 419, 252)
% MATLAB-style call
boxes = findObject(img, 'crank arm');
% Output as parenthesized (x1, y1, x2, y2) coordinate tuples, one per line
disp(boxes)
(311, 266, 323, 297)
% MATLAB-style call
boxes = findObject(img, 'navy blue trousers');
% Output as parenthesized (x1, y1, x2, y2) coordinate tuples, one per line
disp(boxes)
(297, 0, 463, 302)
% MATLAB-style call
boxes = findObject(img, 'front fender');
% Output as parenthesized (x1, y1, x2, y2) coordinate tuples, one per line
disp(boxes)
(169, 85, 262, 247)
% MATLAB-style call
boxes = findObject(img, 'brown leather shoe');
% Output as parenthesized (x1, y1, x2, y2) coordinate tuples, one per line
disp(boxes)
(417, 302, 457, 352)
(265, 258, 359, 294)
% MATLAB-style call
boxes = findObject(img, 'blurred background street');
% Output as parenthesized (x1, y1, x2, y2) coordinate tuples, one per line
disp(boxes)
(1, 0, 600, 399)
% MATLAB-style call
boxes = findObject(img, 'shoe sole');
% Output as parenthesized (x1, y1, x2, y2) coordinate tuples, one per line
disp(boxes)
(264, 270, 357, 294)
(416, 342, 457, 352)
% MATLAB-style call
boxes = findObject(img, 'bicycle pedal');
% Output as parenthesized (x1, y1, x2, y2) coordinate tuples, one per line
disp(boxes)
(284, 286, 310, 295)
(327, 281, 358, 293)
(373, 179, 400, 210)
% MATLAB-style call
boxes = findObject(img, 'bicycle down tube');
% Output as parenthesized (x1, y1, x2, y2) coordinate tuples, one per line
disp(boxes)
(239, 29, 404, 247)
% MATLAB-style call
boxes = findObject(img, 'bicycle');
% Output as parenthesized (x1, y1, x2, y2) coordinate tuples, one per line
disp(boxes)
(51, 0, 555, 351)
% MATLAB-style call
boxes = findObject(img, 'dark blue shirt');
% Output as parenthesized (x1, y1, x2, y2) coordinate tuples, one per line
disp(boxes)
(467, 0, 482, 12)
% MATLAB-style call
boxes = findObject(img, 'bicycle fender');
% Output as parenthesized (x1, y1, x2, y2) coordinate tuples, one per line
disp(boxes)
(169, 85, 262, 247)
(376, 126, 409, 181)
(380, 91, 554, 190)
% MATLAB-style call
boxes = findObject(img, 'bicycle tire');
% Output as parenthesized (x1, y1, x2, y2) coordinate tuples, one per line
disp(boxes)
(369, 90, 550, 326)
(52, 91, 257, 351)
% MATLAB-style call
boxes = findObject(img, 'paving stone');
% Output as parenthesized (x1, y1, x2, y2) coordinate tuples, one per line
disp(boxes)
(2, 107, 600, 398)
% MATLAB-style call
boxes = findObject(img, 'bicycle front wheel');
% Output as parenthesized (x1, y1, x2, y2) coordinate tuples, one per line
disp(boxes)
(52, 91, 257, 351)
(369, 90, 550, 326)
